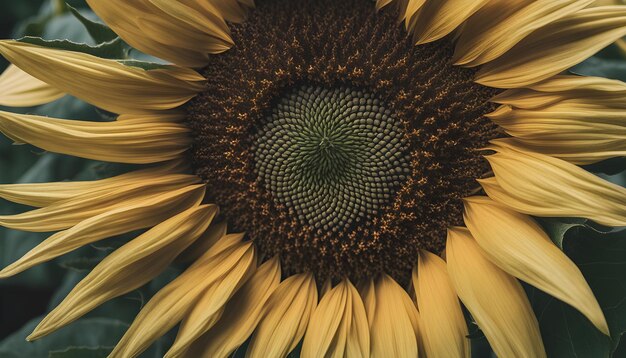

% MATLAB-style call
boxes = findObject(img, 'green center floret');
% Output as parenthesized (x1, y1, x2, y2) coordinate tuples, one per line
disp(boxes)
(254, 85, 409, 231)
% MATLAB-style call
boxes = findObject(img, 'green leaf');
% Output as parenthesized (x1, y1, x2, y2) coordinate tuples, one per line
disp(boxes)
(584, 158, 626, 176)
(49, 347, 113, 358)
(527, 283, 612, 358)
(17, 36, 127, 59)
(571, 56, 626, 82)
(534, 218, 626, 356)
(66, 4, 117, 44)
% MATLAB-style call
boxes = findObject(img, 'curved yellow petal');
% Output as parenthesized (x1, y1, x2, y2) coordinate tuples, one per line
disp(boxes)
(109, 233, 250, 358)
(483, 143, 626, 226)
(477, 7, 626, 88)
(182, 257, 281, 358)
(414, 250, 470, 358)
(0, 173, 198, 232)
(463, 196, 609, 335)
(487, 104, 626, 164)
(0, 184, 205, 279)
(0, 64, 64, 107)
(0, 40, 205, 114)
(0, 160, 186, 208)
(455, 0, 592, 67)
(362, 274, 420, 358)
(246, 273, 318, 358)
(446, 227, 546, 358)
(165, 243, 256, 358)
(404, 0, 426, 28)
(0, 111, 191, 164)
(302, 279, 370, 358)
(529, 74, 626, 93)
(410, 0, 490, 44)
(27, 204, 216, 340)
(85, 0, 229, 67)
(493, 74, 626, 110)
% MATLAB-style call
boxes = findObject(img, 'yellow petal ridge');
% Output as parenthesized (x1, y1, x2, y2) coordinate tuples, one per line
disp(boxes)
(446, 227, 546, 358)
(463, 196, 609, 335)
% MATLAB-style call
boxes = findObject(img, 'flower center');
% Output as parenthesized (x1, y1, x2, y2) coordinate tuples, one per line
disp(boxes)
(185, 0, 501, 283)
(254, 85, 409, 232)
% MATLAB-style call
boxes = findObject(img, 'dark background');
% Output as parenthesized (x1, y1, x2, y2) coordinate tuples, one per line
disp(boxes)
(0, 0, 52, 340)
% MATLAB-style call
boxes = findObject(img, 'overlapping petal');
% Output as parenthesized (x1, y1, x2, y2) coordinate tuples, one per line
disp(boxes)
(0, 184, 205, 278)
(487, 104, 626, 164)
(361, 274, 420, 358)
(409, 0, 490, 44)
(477, 7, 626, 88)
(247, 273, 318, 358)
(27, 204, 217, 340)
(182, 258, 280, 358)
(0, 64, 64, 107)
(0, 160, 186, 207)
(86, 0, 234, 67)
(455, 0, 592, 67)
(482, 143, 626, 226)
(109, 234, 254, 358)
(301, 279, 370, 358)
(0, 173, 199, 232)
(446, 227, 546, 358)
(0, 111, 191, 163)
(0, 41, 205, 114)
(414, 251, 470, 358)
(464, 196, 609, 335)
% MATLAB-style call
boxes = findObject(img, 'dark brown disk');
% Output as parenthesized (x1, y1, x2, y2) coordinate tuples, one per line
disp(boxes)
(185, 0, 502, 283)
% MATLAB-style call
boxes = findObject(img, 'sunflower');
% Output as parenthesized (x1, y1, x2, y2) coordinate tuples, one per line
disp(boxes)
(0, 0, 625, 357)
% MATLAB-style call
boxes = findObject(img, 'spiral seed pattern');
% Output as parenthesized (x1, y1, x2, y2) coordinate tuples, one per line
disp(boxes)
(254, 86, 409, 231)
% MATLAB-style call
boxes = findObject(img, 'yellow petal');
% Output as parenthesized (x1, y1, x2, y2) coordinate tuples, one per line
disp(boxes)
(246, 273, 318, 358)
(0, 111, 191, 164)
(404, 0, 426, 29)
(27, 204, 216, 340)
(477, 6, 626, 88)
(0, 160, 186, 207)
(0, 184, 205, 279)
(483, 143, 626, 226)
(0, 40, 205, 114)
(414, 250, 470, 358)
(487, 103, 626, 164)
(182, 257, 281, 358)
(85, 0, 229, 67)
(147, 0, 233, 46)
(109, 233, 250, 358)
(0, 173, 198, 232)
(301, 279, 370, 358)
(362, 275, 420, 358)
(529, 74, 626, 93)
(166, 243, 256, 358)
(0, 64, 64, 107)
(410, 0, 490, 44)
(446, 227, 546, 358)
(454, 0, 592, 67)
(493, 74, 626, 109)
(463, 196, 609, 335)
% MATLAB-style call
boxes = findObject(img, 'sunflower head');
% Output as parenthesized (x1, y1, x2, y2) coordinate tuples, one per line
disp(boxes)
(0, 0, 625, 357)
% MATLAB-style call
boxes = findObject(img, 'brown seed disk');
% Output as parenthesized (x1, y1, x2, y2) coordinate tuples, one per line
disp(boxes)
(185, 0, 501, 283)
